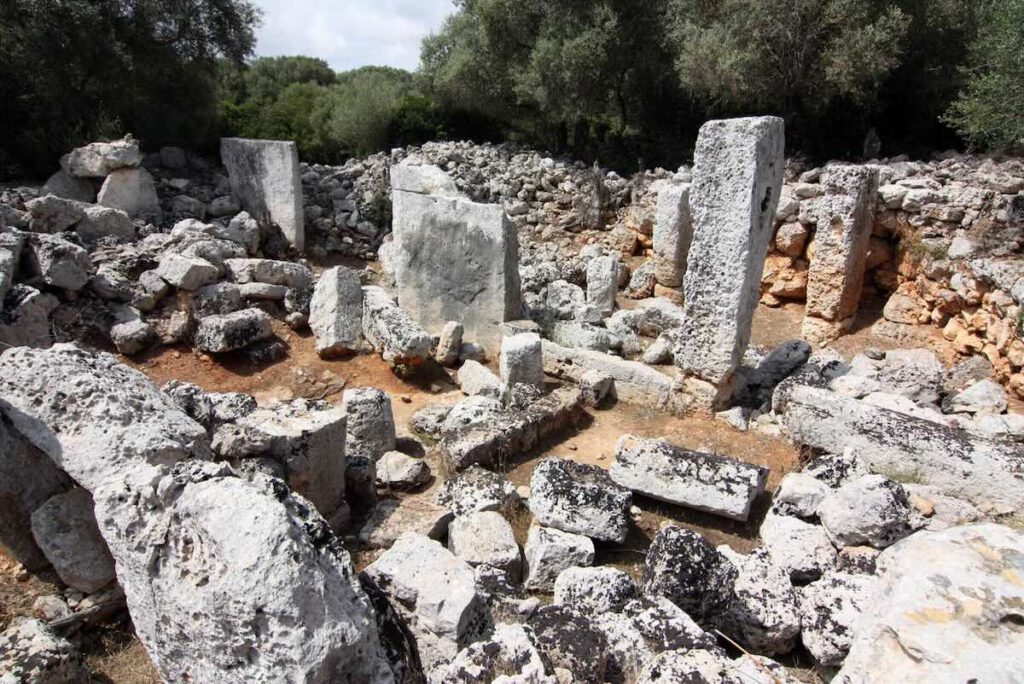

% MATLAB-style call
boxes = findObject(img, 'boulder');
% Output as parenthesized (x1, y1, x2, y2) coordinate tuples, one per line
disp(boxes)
(97, 167, 161, 217)
(771, 472, 829, 518)
(0, 285, 58, 349)
(674, 117, 785, 393)
(361, 285, 432, 366)
(611, 435, 768, 521)
(499, 332, 544, 391)
(221, 138, 304, 251)
(308, 266, 363, 356)
(362, 532, 487, 678)
(528, 457, 632, 543)
(448, 510, 521, 580)
(457, 360, 503, 400)
(585, 255, 619, 317)
(376, 451, 430, 489)
(798, 572, 876, 666)
(836, 524, 1024, 683)
(523, 524, 595, 593)
(193, 308, 273, 353)
(0, 413, 73, 571)
(30, 488, 115, 593)
(554, 566, 637, 616)
(76, 205, 134, 243)
(435, 465, 516, 518)
(156, 254, 220, 291)
(391, 162, 522, 351)
(0, 344, 209, 492)
(442, 623, 554, 683)
(25, 233, 91, 290)
(24, 194, 84, 232)
(0, 617, 89, 684)
(716, 546, 801, 655)
(235, 399, 348, 526)
(435, 321, 464, 366)
(947, 378, 1008, 415)
(359, 496, 452, 549)
(341, 387, 397, 462)
(527, 604, 608, 683)
(817, 474, 914, 548)
(641, 526, 736, 623)
(42, 170, 95, 203)
(223, 258, 313, 289)
(65, 136, 142, 177)
(95, 461, 393, 683)
(759, 510, 837, 583)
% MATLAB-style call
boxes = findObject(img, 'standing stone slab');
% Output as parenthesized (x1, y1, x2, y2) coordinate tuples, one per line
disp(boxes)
(611, 435, 768, 521)
(97, 168, 161, 218)
(309, 266, 363, 356)
(653, 183, 693, 289)
(586, 255, 619, 318)
(802, 165, 880, 345)
(391, 163, 522, 352)
(674, 117, 785, 393)
(220, 138, 304, 252)
(342, 387, 397, 462)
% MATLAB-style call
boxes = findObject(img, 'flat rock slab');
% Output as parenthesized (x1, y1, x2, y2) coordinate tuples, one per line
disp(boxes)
(221, 138, 304, 252)
(542, 339, 675, 410)
(361, 285, 432, 367)
(391, 163, 522, 352)
(611, 435, 768, 521)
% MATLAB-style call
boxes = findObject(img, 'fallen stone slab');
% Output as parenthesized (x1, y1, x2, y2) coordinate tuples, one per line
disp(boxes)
(440, 387, 584, 472)
(309, 266, 363, 356)
(221, 138, 304, 251)
(223, 258, 313, 289)
(25, 233, 91, 291)
(235, 399, 348, 526)
(529, 457, 632, 543)
(391, 162, 522, 351)
(675, 117, 784, 394)
(361, 285, 432, 367)
(193, 308, 273, 353)
(0, 413, 73, 571)
(361, 532, 487, 679)
(0, 344, 209, 492)
(835, 523, 1024, 683)
(95, 461, 393, 683)
(523, 524, 595, 593)
(611, 435, 768, 521)
(773, 382, 1024, 513)
(542, 339, 675, 410)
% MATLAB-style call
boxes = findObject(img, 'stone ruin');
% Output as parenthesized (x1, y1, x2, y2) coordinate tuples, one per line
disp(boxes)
(1, 118, 1023, 683)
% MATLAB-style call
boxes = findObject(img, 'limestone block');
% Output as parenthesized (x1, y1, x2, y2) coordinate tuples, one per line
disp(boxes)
(221, 138, 304, 251)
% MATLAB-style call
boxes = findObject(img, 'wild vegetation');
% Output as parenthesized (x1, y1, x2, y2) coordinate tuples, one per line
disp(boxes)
(1, 0, 1021, 179)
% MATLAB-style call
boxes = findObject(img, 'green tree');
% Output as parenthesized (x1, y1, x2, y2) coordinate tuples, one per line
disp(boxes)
(317, 67, 416, 157)
(0, 0, 261, 179)
(944, 0, 1024, 150)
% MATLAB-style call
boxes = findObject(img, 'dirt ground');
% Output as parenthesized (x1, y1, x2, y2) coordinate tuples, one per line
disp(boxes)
(0, 298, 977, 681)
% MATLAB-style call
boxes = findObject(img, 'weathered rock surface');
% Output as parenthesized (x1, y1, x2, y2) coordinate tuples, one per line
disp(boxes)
(554, 566, 637, 616)
(25, 233, 91, 291)
(542, 339, 675, 410)
(674, 116, 785, 389)
(441, 623, 554, 684)
(0, 344, 209, 492)
(798, 572, 876, 666)
(376, 451, 430, 489)
(500, 332, 544, 391)
(716, 546, 801, 655)
(759, 510, 837, 583)
(448, 510, 521, 579)
(527, 604, 608, 683)
(529, 457, 632, 543)
(97, 167, 160, 217)
(309, 266, 363, 356)
(611, 435, 768, 521)
(95, 461, 393, 683)
(362, 532, 487, 680)
(362, 285, 432, 366)
(817, 474, 914, 548)
(653, 182, 692, 288)
(221, 138, 304, 251)
(836, 523, 1024, 683)
(457, 360, 503, 399)
(0, 617, 89, 684)
(65, 135, 142, 177)
(435, 465, 516, 518)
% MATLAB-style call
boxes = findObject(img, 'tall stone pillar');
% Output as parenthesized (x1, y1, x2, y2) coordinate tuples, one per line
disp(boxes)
(801, 165, 880, 345)
(673, 117, 785, 410)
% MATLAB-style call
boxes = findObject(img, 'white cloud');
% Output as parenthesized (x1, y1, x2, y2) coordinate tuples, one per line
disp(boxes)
(253, 0, 454, 72)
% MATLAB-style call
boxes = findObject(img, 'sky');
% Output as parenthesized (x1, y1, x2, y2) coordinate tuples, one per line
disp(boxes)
(253, 0, 455, 72)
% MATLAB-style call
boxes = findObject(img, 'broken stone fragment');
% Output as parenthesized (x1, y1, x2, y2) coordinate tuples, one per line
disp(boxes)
(448, 510, 521, 580)
(25, 233, 91, 290)
(434, 320, 464, 366)
(554, 566, 637, 616)
(641, 525, 736, 623)
(375, 450, 430, 488)
(30, 488, 116, 594)
(224, 257, 313, 289)
(358, 496, 452, 549)
(64, 135, 143, 177)
(342, 387, 397, 462)
(715, 546, 801, 655)
(499, 332, 544, 392)
(441, 623, 554, 684)
(361, 285, 432, 367)
(435, 465, 517, 518)
(817, 474, 914, 548)
(653, 182, 693, 289)
(529, 457, 632, 543)
(457, 359, 503, 399)
(798, 571, 876, 666)
(156, 253, 220, 291)
(611, 435, 768, 521)
(759, 510, 837, 583)
(193, 307, 273, 353)
(527, 604, 609, 683)
(97, 167, 161, 218)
